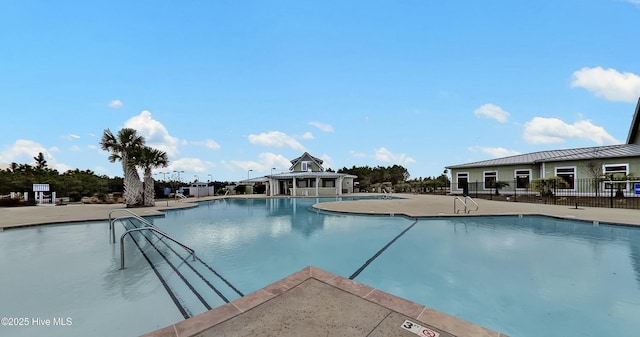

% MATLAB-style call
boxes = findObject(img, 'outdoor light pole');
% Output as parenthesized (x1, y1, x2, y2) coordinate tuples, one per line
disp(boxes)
(173, 170, 184, 199)
(270, 167, 276, 196)
(248, 169, 253, 180)
(194, 175, 199, 198)
(208, 174, 212, 196)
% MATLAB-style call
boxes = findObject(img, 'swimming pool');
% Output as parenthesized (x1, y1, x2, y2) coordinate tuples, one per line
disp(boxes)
(1, 197, 639, 337)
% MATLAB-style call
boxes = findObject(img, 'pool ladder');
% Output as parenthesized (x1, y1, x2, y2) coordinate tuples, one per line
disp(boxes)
(453, 196, 479, 214)
(109, 209, 195, 270)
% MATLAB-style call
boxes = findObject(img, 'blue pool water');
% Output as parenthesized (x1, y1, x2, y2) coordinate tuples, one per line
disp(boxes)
(1, 197, 639, 337)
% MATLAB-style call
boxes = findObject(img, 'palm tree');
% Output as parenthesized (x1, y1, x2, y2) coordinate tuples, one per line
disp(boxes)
(138, 146, 169, 206)
(100, 128, 145, 206)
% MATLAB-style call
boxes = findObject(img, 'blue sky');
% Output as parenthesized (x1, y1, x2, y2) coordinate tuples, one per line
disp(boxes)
(1, 1, 640, 182)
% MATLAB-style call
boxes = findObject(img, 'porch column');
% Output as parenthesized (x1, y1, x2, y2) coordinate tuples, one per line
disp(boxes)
(269, 178, 274, 196)
(337, 177, 343, 195)
(315, 177, 319, 196)
(292, 177, 297, 196)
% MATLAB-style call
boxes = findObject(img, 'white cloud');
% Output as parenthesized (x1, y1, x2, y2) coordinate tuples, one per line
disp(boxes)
(248, 131, 306, 151)
(523, 117, 620, 145)
(230, 152, 291, 175)
(259, 152, 292, 170)
(301, 132, 314, 140)
(0, 139, 52, 164)
(191, 139, 221, 150)
(108, 99, 123, 108)
(61, 134, 80, 141)
(319, 154, 334, 170)
(167, 157, 208, 174)
(124, 110, 180, 156)
(571, 67, 640, 102)
(0, 139, 73, 172)
(473, 103, 510, 123)
(308, 121, 334, 133)
(93, 165, 111, 176)
(349, 150, 366, 158)
(204, 140, 221, 150)
(374, 147, 416, 164)
(468, 146, 521, 158)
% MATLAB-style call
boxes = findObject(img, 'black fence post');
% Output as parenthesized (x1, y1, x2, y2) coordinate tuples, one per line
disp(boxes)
(610, 180, 614, 208)
(475, 181, 478, 199)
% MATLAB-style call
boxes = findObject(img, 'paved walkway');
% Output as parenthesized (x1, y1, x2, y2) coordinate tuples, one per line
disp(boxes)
(3, 193, 639, 229)
(313, 194, 640, 227)
(3, 193, 638, 337)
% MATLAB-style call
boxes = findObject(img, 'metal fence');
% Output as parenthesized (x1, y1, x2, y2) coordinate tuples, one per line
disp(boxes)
(449, 178, 640, 209)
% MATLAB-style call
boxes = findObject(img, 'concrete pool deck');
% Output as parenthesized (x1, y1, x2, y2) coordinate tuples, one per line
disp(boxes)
(2, 193, 639, 336)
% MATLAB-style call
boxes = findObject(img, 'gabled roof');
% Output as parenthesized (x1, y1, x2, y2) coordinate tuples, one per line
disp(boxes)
(238, 171, 357, 184)
(270, 171, 357, 179)
(289, 152, 324, 171)
(626, 98, 640, 144)
(446, 144, 640, 169)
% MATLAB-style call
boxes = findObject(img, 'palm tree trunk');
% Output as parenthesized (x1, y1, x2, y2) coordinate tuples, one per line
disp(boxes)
(124, 163, 143, 206)
(144, 172, 155, 206)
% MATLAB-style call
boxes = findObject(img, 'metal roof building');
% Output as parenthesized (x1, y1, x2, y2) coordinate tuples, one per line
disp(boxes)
(447, 98, 640, 170)
(447, 144, 640, 169)
(445, 98, 640, 195)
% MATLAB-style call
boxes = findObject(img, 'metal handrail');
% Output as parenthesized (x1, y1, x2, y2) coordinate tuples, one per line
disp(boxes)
(109, 208, 155, 243)
(120, 226, 195, 269)
(465, 196, 479, 213)
(454, 196, 479, 214)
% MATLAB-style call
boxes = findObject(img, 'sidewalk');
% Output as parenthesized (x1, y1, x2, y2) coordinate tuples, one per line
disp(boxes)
(2, 194, 639, 229)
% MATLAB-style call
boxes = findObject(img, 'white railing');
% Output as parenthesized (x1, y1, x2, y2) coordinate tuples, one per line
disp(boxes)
(108, 208, 195, 270)
(453, 196, 479, 214)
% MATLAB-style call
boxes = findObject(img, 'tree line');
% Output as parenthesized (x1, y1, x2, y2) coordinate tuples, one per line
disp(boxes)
(0, 152, 123, 203)
(1, 128, 170, 207)
(338, 165, 450, 193)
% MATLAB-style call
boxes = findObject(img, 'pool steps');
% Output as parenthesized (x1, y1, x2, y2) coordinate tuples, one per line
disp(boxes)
(115, 216, 244, 318)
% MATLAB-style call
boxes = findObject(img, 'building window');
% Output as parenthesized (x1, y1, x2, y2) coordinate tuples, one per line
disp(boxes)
(604, 164, 629, 191)
(456, 172, 468, 190)
(555, 167, 575, 190)
(484, 171, 497, 190)
(322, 179, 334, 188)
(515, 169, 531, 189)
(301, 161, 312, 171)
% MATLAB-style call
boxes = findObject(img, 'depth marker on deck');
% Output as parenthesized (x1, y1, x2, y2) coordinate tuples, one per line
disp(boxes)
(401, 320, 440, 337)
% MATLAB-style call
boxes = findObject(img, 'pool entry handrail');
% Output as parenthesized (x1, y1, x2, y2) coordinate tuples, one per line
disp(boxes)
(108, 208, 196, 269)
(119, 226, 195, 269)
(108, 208, 155, 243)
(454, 196, 479, 214)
